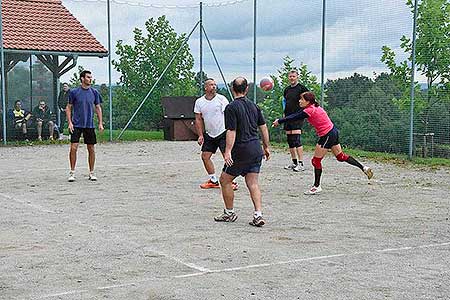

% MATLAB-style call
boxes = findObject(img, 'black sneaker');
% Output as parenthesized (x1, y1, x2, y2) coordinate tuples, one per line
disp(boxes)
(214, 210, 238, 222)
(249, 216, 265, 227)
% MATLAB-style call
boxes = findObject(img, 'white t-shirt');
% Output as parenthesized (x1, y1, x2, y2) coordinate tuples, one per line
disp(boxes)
(194, 94, 229, 138)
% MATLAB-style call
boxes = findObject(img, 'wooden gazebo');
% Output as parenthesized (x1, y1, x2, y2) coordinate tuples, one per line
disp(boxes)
(1, 0, 107, 117)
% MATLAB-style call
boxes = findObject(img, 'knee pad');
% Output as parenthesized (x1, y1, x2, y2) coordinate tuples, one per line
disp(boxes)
(311, 156, 323, 169)
(336, 152, 349, 162)
(287, 134, 301, 148)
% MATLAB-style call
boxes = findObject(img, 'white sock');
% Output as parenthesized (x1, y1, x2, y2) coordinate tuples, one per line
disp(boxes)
(254, 211, 262, 218)
(225, 208, 234, 215)
(209, 174, 218, 183)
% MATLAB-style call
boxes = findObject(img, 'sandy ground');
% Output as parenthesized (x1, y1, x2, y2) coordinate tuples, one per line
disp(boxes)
(0, 141, 449, 300)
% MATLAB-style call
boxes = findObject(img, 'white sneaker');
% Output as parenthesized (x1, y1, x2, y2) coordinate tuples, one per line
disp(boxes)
(284, 163, 296, 170)
(68, 171, 75, 182)
(89, 173, 97, 181)
(363, 166, 373, 179)
(293, 164, 305, 172)
(304, 185, 322, 195)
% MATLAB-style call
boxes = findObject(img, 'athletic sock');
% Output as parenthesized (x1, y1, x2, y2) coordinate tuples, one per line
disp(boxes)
(314, 168, 322, 187)
(225, 208, 234, 215)
(209, 174, 218, 183)
(292, 158, 298, 165)
(346, 156, 364, 171)
(254, 211, 262, 218)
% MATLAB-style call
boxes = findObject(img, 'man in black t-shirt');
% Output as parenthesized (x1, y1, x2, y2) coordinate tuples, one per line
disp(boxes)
(214, 77, 270, 227)
(283, 70, 308, 172)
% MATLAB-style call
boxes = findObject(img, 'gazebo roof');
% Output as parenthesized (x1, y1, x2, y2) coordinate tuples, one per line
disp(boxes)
(2, 0, 108, 57)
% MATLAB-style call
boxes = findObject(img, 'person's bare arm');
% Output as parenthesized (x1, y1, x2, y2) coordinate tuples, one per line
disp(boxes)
(259, 124, 270, 160)
(195, 113, 204, 145)
(66, 103, 73, 133)
(224, 130, 236, 166)
(95, 104, 104, 132)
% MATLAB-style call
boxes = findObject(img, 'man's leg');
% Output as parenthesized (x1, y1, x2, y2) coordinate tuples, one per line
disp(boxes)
(244, 172, 262, 212)
(69, 143, 79, 171)
(37, 121, 43, 140)
(48, 121, 54, 140)
(245, 172, 265, 227)
(200, 151, 220, 188)
(87, 144, 96, 173)
(214, 171, 238, 222)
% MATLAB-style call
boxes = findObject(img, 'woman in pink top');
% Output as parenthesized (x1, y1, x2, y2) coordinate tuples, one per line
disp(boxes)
(273, 92, 373, 195)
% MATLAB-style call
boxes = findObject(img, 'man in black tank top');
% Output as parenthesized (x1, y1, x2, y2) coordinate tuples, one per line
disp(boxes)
(282, 70, 308, 172)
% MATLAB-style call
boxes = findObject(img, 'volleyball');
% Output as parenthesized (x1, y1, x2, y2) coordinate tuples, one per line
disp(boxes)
(259, 77, 274, 91)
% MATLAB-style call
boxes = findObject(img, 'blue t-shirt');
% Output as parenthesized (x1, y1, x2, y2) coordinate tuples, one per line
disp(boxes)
(68, 87, 102, 128)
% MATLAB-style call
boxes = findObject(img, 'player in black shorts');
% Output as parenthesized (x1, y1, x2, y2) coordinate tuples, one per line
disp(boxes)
(214, 77, 270, 227)
(282, 70, 308, 172)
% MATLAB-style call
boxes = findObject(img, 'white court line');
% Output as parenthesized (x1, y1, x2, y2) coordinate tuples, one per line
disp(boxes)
(143, 247, 211, 273)
(38, 241, 450, 299)
(0, 193, 56, 214)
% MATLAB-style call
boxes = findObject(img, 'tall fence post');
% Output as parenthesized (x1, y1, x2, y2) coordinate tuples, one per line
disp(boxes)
(320, 0, 326, 106)
(409, 0, 419, 159)
(107, 0, 113, 142)
(0, 0, 7, 145)
(199, 2, 203, 95)
(252, 0, 257, 103)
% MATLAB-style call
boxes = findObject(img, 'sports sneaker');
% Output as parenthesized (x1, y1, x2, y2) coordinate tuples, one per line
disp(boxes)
(200, 179, 220, 189)
(284, 163, 296, 170)
(363, 166, 373, 179)
(293, 164, 305, 172)
(249, 216, 265, 227)
(232, 182, 238, 191)
(304, 185, 322, 195)
(214, 210, 238, 222)
(68, 172, 75, 182)
(89, 173, 97, 181)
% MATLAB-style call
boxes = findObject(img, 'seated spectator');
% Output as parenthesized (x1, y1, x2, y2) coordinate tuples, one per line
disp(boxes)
(33, 100, 54, 141)
(10, 100, 31, 140)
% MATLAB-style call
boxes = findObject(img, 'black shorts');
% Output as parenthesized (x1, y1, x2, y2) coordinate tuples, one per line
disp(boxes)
(70, 127, 97, 144)
(317, 126, 339, 149)
(201, 132, 226, 154)
(283, 121, 302, 131)
(222, 158, 262, 177)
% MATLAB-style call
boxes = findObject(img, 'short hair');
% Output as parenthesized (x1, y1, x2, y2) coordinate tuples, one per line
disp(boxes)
(288, 69, 299, 75)
(15, 100, 21, 105)
(232, 77, 248, 94)
(80, 70, 92, 80)
(204, 78, 215, 84)
(62, 82, 69, 86)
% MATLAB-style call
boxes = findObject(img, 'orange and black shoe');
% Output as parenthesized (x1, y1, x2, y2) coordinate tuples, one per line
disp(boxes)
(200, 179, 220, 189)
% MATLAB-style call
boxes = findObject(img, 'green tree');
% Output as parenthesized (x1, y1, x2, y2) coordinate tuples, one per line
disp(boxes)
(113, 15, 196, 130)
(381, 0, 450, 133)
(259, 56, 321, 141)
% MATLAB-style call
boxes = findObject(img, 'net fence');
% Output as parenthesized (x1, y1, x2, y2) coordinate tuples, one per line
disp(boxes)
(1, 0, 448, 159)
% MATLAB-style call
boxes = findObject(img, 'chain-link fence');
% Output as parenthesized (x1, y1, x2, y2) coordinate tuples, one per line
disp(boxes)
(1, 0, 448, 159)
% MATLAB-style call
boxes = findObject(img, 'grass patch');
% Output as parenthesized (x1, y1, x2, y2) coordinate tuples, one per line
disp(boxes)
(97, 129, 164, 142)
(271, 142, 450, 168)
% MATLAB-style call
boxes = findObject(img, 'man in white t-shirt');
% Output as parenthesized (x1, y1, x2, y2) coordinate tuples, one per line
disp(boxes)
(194, 78, 237, 190)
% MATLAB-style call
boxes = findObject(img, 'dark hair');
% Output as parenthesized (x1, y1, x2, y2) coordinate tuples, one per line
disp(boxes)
(15, 100, 21, 105)
(288, 69, 299, 75)
(79, 70, 92, 81)
(301, 91, 319, 107)
(231, 77, 248, 94)
(204, 78, 215, 84)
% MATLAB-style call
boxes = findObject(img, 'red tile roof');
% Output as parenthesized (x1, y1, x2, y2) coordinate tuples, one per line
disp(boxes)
(2, 0, 108, 55)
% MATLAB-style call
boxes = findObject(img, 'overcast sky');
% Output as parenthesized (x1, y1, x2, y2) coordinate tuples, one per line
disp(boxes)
(60, 0, 415, 85)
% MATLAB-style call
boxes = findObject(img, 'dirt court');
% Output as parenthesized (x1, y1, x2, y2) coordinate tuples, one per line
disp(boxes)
(0, 140, 449, 300)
